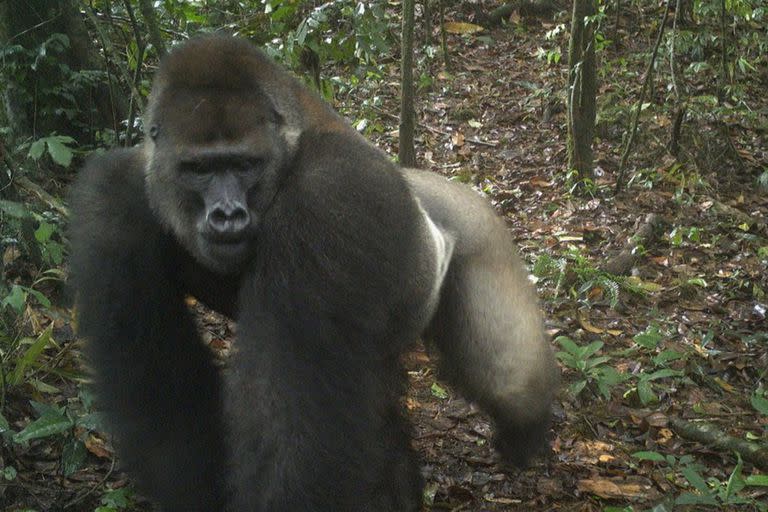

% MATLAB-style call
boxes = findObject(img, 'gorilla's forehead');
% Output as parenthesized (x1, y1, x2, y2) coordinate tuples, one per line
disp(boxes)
(155, 87, 276, 146)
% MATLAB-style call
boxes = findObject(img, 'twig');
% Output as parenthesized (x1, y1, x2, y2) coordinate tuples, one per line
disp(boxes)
(64, 457, 117, 508)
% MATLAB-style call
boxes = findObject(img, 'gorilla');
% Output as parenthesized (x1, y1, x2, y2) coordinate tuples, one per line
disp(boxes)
(69, 36, 557, 511)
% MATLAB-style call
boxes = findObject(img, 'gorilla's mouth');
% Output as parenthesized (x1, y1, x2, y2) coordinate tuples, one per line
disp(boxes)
(197, 233, 253, 269)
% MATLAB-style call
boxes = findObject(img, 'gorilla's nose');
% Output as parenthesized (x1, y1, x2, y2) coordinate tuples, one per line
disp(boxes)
(207, 202, 250, 237)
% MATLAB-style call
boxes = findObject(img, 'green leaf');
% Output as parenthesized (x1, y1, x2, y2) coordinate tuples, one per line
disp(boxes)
(0, 199, 34, 219)
(430, 382, 448, 399)
(76, 412, 106, 431)
(751, 394, 768, 416)
(29, 379, 59, 393)
(61, 439, 87, 477)
(0, 412, 10, 434)
(26, 288, 51, 308)
(46, 137, 73, 167)
(30, 400, 61, 417)
(634, 325, 663, 349)
(9, 324, 54, 386)
(569, 379, 588, 396)
(642, 369, 684, 381)
(598, 366, 628, 385)
(555, 351, 579, 368)
(584, 355, 611, 369)
(2, 285, 27, 313)
(101, 486, 133, 507)
(687, 277, 707, 287)
(632, 451, 667, 462)
(745, 474, 768, 486)
(13, 409, 73, 443)
(2, 465, 17, 481)
(34, 221, 55, 243)
(681, 465, 710, 493)
(675, 492, 718, 506)
(652, 349, 684, 365)
(555, 335, 580, 355)
(724, 455, 745, 500)
(28, 139, 46, 160)
(581, 340, 604, 358)
(637, 380, 657, 405)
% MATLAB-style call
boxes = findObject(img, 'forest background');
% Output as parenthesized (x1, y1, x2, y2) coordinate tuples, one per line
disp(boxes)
(0, 0, 766, 511)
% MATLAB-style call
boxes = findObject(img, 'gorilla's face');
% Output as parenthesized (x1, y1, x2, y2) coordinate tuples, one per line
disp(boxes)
(144, 87, 291, 274)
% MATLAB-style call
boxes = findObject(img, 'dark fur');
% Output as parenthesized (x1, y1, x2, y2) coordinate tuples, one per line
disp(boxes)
(69, 36, 557, 512)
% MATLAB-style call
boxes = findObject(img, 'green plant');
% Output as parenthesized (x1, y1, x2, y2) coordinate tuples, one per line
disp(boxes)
(1, 389, 104, 482)
(95, 486, 136, 511)
(28, 135, 77, 168)
(555, 336, 628, 398)
(633, 451, 768, 509)
(534, 248, 646, 307)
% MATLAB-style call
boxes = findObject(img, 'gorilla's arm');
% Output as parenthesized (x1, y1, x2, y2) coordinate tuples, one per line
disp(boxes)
(69, 150, 227, 511)
(403, 169, 558, 467)
(225, 131, 436, 511)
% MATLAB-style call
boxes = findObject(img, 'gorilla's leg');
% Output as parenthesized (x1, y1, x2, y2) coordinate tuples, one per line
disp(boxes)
(70, 150, 227, 511)
(403, 169, 558, 467)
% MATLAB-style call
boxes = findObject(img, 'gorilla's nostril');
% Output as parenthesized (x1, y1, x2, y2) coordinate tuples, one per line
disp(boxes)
(208, 205, 249, 234)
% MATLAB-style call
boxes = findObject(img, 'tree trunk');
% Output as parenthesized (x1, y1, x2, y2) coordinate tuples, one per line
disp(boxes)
(399, 0, 417, 167)
(566, 0, 598, 177)
(138, 0, 167, 57)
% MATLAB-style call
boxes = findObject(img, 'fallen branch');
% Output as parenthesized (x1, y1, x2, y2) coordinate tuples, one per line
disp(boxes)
(669, 417, 768, 471)
(16, 176, 70, 217)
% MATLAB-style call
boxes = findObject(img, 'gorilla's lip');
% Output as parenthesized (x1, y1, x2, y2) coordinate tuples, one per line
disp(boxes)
(199, 233, 252, 263)
(202, 231, 250, 245)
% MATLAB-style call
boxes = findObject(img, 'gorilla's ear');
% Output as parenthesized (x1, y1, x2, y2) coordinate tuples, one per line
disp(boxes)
(148, 125, 160, 142)
(269, 107, 284, 126)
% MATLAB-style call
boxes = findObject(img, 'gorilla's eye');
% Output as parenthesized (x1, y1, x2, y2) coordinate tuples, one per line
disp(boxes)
(233, 156, 265, 172)
(178, 160, 208, 175)
(148, 125, 160, 141)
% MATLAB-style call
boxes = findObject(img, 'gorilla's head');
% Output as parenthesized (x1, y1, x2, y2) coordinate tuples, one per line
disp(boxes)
(142, 37, 299, 273)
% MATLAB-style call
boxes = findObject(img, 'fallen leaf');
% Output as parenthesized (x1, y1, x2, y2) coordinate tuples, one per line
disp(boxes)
(444, 22, 484, 34)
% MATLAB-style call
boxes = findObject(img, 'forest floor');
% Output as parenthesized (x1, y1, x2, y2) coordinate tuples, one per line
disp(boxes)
(2, 4, 768, 512)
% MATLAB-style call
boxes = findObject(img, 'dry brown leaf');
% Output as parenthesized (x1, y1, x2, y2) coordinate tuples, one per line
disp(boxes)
(444, 22, 484, 34)
(578, 478, 650, 499)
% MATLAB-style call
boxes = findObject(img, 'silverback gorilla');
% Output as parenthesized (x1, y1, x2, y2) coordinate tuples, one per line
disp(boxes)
(69, 36, 558, 511)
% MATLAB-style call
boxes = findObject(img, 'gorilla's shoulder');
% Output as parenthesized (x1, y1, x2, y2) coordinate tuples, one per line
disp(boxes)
(76, 147, 145, 194)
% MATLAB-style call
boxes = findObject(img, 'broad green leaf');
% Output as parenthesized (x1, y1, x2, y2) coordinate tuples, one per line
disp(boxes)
(28, 139, 46, 160)
(34, 221, 55, 243)
(14, 410, 73, 443)
(61, 439, 87, 477)
(2, 285, 27, 313)
(681, 465, 710, 493)
(46, 137, 73, 167)
(751, 394, 768, 415)
(634, 326, 663, 349)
